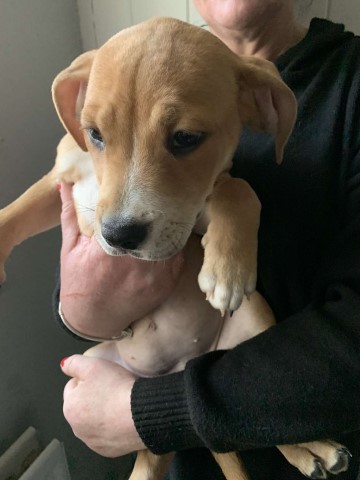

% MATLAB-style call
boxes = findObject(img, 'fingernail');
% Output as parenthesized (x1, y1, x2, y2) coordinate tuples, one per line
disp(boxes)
(60, 357, 68, 368)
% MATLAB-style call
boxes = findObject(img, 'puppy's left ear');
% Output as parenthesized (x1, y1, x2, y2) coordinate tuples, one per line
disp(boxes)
(52, 50, 97, 151)
(236, 56, 297, 163)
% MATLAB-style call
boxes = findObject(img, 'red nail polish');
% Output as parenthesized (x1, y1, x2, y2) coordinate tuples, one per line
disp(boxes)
(60, 357, 68, 368)
(55, 182, 61, 190)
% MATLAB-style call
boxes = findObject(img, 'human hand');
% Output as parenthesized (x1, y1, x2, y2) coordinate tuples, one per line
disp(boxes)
(61, 355, 144, 457)
(58, 182, 184, 339)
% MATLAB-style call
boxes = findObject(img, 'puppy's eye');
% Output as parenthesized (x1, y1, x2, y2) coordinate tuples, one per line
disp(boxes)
(169, 131, 205, 155)
(88, 128, 105, 150)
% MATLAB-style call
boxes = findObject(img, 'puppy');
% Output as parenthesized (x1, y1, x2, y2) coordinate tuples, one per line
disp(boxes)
(0, 17, 350, 480)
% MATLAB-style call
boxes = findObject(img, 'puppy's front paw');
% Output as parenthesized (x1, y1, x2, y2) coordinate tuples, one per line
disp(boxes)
(198, 233, 257, 314)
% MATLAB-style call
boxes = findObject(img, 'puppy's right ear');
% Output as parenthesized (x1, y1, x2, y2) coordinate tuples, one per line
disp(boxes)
(52, 50, 96, 151)
(236, 56, 297, 164)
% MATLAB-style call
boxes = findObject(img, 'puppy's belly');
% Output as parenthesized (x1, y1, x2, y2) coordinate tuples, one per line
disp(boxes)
(86, 240, 224, 376)
(88, 312, 222, 377)
(86, 296, 273, 377)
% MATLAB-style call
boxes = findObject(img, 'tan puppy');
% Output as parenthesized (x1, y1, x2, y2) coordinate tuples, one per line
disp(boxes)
(0, 17, 350, 480)
(0, 18, 296, 311)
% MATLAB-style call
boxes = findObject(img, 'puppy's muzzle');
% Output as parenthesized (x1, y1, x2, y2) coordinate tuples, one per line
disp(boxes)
(101, 218, 149, 251)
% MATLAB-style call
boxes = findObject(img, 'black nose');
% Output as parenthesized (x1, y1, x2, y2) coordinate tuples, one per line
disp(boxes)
(101, 220, 149, 250)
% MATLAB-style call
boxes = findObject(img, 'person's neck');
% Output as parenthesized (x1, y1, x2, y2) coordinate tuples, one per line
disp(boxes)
(210, 14, 307, 61)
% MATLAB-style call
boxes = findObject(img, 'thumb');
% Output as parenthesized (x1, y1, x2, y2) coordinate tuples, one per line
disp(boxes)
(60, 354, 94, 380)
(59, 182, 80, 251)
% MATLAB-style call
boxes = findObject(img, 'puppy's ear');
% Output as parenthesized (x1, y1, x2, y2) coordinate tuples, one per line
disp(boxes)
(236, 56, 297, 163)
(52, 50, 96, 151)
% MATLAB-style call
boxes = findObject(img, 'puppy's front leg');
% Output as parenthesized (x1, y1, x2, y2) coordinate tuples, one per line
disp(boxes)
(198, 178, 261, 314)
(0, 169, 61, 283)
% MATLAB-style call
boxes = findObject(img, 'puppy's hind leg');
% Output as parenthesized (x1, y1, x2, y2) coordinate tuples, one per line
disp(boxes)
(0, 168, 61, 284)
(297, 440, 351, 476)
(277, 440, 351, 479)
(128, 450, 174, 480)
(212, 451, 250, 480)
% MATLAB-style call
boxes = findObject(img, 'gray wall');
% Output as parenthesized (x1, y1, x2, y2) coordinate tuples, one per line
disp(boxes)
(0, 1, 130, 478)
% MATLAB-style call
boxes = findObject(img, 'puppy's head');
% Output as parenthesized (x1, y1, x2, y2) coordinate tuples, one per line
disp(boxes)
(52, 17, 296, 260)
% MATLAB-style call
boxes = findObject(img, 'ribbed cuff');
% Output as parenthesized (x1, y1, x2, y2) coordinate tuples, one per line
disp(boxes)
(131, 372, 203, 455)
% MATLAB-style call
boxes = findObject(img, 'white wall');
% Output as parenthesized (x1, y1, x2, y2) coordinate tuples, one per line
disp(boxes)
(327, 0, 360, 35)
(296, 0, 360, 32)
(76, 0, 205, 50)
(0, 1, 131, 478)
(77, 0, 360, 51)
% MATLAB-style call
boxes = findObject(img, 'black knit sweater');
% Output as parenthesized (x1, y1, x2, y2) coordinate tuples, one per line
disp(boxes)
(130, 19, 360, 480)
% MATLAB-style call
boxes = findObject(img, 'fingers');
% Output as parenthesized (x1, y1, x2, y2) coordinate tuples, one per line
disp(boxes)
(59, 182, 81, 251)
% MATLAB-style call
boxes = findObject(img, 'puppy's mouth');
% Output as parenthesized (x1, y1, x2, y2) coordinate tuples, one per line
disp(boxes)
(97, 237, 186, 260)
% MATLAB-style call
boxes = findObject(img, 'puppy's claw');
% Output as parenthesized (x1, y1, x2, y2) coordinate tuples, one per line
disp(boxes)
(310, 459, 327, 479)
(329, 448, 351, 474)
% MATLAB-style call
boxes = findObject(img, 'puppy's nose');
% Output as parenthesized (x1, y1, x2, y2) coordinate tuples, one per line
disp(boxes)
(101, 220, 149, 250)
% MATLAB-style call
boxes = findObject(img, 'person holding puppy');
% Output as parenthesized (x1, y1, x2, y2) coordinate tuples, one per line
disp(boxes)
(55, 0, 360, 479)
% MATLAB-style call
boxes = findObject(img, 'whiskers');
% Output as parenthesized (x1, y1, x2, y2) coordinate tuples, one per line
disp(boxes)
(76, 203, 96, 214)
(172, 219, 194, 230)
(145, 220, 192, 260)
